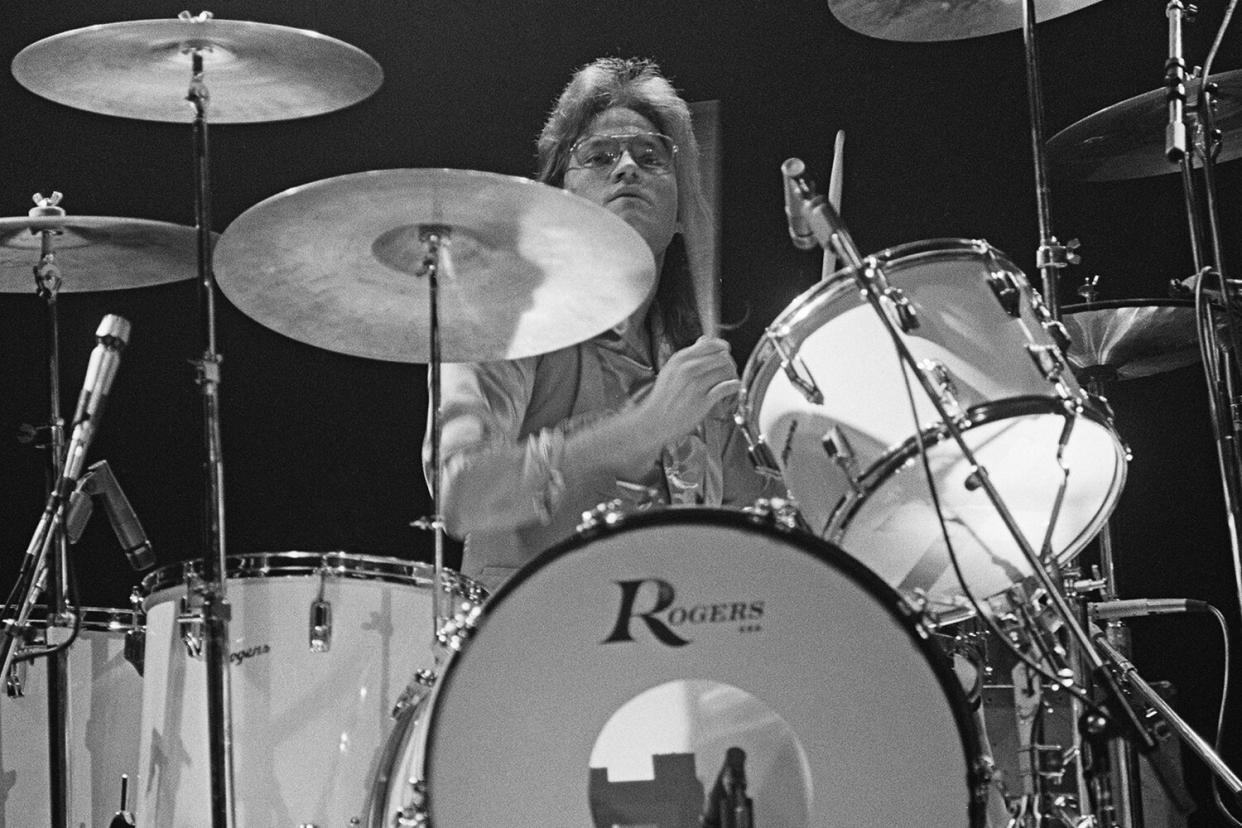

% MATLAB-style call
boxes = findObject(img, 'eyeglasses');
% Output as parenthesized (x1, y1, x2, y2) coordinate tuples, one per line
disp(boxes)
(568, 132, 677, 173)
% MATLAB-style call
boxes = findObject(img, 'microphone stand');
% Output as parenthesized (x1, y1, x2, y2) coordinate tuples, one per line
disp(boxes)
(1093, 632, 1242, 806)
(0, 192, 73, 828)
(786, 165, 1157, 790)
(1167, 0, 1242, 660)
(184, 29, 238, 827)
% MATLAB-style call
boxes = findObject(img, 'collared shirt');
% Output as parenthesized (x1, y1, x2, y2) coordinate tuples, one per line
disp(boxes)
(425, 318, 779, 591)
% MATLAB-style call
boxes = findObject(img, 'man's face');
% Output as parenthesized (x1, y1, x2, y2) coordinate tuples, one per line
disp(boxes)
(562, 107, 679, 262)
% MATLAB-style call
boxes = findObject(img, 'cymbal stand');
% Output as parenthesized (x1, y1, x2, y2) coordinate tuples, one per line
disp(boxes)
(785, 165, 1157, 811)
(1020, 0, 1077, 321)
(0, 193, 73, 828)
(413, 226, 450, 638)
(185, 33, 238, 828)
(1169, 5, 1242, 756)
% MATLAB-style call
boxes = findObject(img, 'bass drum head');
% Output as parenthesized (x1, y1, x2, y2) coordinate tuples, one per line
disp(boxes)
(411, 508, 984, 826)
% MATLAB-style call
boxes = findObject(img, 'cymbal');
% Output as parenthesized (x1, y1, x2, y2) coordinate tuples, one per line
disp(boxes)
(1048, 70, 1242, 181)
(0, 215, 205, 292)
(827, 0, 1099, 41)
(213, 169, 657, 363)
(11, 17, 383, 123)
(1060, 299, 1199, 382)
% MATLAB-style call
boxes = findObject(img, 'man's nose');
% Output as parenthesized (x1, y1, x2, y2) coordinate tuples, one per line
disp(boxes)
(609, 150, 642, 181)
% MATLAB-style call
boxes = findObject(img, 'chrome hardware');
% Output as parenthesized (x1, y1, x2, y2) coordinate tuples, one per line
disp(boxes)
(984, 257, 1022, 318)
(578, 498, 626, 532)
(1025, 343, 1067, 383)
(391, 669, 437, 718)
(309, 571, 333, 653)
(821, 426, 864, 495)
(178, 593, 204, 659)
(395, 781, 430, 826)
(919, 359, 963, 421)
(1076, 273, 1100, 303)
(741, 430, 782, 479)
(6, 657, 26, 698)
(437, 598, 484, 654)
(864, 257, 920, 332)
(124, 587, 146, 676)
(745, 496, 804, 531)
(765, 328, 823, 405)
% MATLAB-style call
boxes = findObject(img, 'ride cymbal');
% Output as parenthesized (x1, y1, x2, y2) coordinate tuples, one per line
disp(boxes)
(11, 16, 383, 123)
(213, 169, 657, 363)
(827, 0, 1100, 41)
(0, 215, 205, 292)
(1048, 70, 1242, 181)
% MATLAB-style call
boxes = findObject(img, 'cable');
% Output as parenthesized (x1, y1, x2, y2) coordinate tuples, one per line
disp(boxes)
(1205, 602, 1241, 827)
(882, 274, 1102, 711)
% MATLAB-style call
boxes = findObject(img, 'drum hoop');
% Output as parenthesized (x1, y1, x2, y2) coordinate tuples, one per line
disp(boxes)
(421, 506, 988, 824)
(140, 551, 477, 598)
(19, 605, 140, 633)
(828, 394, 1129, 564)
(738, 238, 1024, 440)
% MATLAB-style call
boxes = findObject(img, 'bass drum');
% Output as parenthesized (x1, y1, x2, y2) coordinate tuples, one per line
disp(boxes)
(369, 508, 987, 827)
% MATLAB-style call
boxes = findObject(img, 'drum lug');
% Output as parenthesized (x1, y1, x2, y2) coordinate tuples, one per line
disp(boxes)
(982, 243, 1022, 318)
(178, 594, 204, 660)
(917, 359, 964, 422)
(1025, 343, 1067, 383)
(125, 587, 145, 676)
(308, 598, 332, 653)
(765, 328, 823, 405)
(309, 571, 333, 653)
(821, 426, 865, 495)
(5, 656, 26, 698)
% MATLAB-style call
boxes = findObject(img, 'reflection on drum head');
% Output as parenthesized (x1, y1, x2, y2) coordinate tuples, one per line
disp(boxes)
(589, 679, 812, 826)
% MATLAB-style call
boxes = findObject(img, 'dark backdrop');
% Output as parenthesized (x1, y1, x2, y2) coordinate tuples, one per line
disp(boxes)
(1, 1, 1240, 824)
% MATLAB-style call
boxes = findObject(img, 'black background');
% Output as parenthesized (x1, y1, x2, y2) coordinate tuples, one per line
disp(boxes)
(1, 1, 1240, 824)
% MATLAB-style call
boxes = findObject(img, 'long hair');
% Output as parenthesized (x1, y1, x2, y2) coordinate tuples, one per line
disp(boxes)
(535, 57, 715, 348)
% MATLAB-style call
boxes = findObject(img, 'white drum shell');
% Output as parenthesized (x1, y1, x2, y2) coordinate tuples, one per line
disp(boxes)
(0, 608, 143, 827)
(741, 240, 1127, 620)
(135, 553, 476, 828)
(374, 510, 985, 827)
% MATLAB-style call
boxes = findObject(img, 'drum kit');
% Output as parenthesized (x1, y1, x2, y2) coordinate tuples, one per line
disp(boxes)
(0, 3, 1240, 828)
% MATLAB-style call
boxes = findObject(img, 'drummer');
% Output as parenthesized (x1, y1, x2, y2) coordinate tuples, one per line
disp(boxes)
(425, 57, 780, 591)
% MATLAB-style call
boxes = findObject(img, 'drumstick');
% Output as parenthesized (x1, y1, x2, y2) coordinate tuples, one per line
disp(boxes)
(820, 129, 845, 282)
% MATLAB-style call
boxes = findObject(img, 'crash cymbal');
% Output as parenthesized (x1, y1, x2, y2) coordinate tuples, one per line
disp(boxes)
(213, 169, 656, 363)
(827, 0, 1099, 41)
(0, 215, 205, 292)
(1048, 70, 1242, 181)
(1060, 299, 1199, 381)
(11, 16, 383, 123)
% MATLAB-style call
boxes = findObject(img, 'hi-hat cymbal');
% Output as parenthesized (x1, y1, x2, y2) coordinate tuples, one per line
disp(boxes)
(1060, 299, 1199, 382)
(11, 16, 383, 123)
(0, 215, 206, 292)
(827, 0, 1100, 41)
(213, 169, 657, 364)
(1048, 70, 1242, 181)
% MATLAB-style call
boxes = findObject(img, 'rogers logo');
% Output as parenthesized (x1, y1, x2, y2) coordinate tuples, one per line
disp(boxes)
(601, 578, 765, 647)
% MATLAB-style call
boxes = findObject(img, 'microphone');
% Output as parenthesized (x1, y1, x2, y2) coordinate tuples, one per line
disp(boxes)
(1088, 598, 1209, 620)
(81, 460, 155, 571)
(782, 158, 816, 250)
(60, 315, 131, 486)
